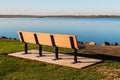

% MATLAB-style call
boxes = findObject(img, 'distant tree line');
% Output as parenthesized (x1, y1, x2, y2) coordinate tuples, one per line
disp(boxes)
(0, 15, 120, 18)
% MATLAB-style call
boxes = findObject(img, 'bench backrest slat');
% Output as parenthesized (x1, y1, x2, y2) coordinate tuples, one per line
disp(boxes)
(36, 33, 52, 46)
(53, 34, 78, 49)
(18, 31, 36, 44)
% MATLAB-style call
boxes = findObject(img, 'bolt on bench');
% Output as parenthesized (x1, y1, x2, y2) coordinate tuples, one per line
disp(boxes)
(18, 31, 79, 63)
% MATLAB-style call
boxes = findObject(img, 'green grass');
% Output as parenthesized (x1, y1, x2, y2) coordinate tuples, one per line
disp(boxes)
(0, 40, 120, 80)
(0, 40, 37, 55)
(0, 40, 74, 55)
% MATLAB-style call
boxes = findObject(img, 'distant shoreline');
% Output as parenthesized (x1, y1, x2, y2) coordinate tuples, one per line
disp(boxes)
(1, 15, 120, 18)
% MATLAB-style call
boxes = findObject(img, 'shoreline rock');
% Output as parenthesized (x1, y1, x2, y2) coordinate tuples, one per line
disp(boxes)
(87, 41, 96, 45)
(101, 42, 110, 46)
(0, 36, 17, 40)
(78, 41, 119, 46)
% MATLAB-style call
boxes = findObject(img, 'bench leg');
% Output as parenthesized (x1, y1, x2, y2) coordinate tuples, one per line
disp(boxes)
(73, 49, 77, 64)
(39, 45, 42, 57)
(55, 47, 59, 59)
(53, 47, 59, 60)
(25, 43, 28, 54)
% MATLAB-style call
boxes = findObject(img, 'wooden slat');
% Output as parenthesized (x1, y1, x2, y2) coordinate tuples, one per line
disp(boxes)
(18, 31, 36, 44)
(72, 35, 78, 49)
(36, 33, 52, 46)
(53, 34, 78, 49)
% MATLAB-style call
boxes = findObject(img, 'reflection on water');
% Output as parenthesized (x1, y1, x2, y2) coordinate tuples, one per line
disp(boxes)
(0, 18, 120, 44)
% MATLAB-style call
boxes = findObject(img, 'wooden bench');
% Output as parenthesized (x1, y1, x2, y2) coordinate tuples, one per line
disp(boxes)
(18, 31, 78, 63)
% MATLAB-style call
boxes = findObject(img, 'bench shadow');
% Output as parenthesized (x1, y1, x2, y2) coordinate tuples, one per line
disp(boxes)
(65, 52, 120, 62)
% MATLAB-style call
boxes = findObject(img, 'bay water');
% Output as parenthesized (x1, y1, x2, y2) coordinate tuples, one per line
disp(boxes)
(0, 18, 120, 45)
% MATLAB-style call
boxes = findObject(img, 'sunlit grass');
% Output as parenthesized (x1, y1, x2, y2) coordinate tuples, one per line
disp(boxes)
(0, 40, 120, 80)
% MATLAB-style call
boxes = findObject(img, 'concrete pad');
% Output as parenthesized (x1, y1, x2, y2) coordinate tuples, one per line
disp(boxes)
(8, 50, 103, 69)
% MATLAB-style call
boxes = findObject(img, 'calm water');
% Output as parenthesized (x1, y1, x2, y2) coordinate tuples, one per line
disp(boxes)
(0, 18, 120, 44)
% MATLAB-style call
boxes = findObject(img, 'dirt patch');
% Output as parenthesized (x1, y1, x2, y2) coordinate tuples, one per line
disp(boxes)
(97, 66, 120, 80)
(81, 45, 120, 57)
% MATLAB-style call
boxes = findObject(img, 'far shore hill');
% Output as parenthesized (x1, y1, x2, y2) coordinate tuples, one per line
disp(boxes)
(0, 15, 120, 18)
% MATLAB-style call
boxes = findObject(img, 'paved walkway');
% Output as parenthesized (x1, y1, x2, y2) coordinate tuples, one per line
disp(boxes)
(8, 50, 102, 69)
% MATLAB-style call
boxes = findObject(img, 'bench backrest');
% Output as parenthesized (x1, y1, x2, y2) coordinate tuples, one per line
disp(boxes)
(18, 31, 78, 49)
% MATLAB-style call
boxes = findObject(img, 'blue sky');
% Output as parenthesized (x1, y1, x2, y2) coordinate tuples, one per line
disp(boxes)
(0, 0, 120, 15)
